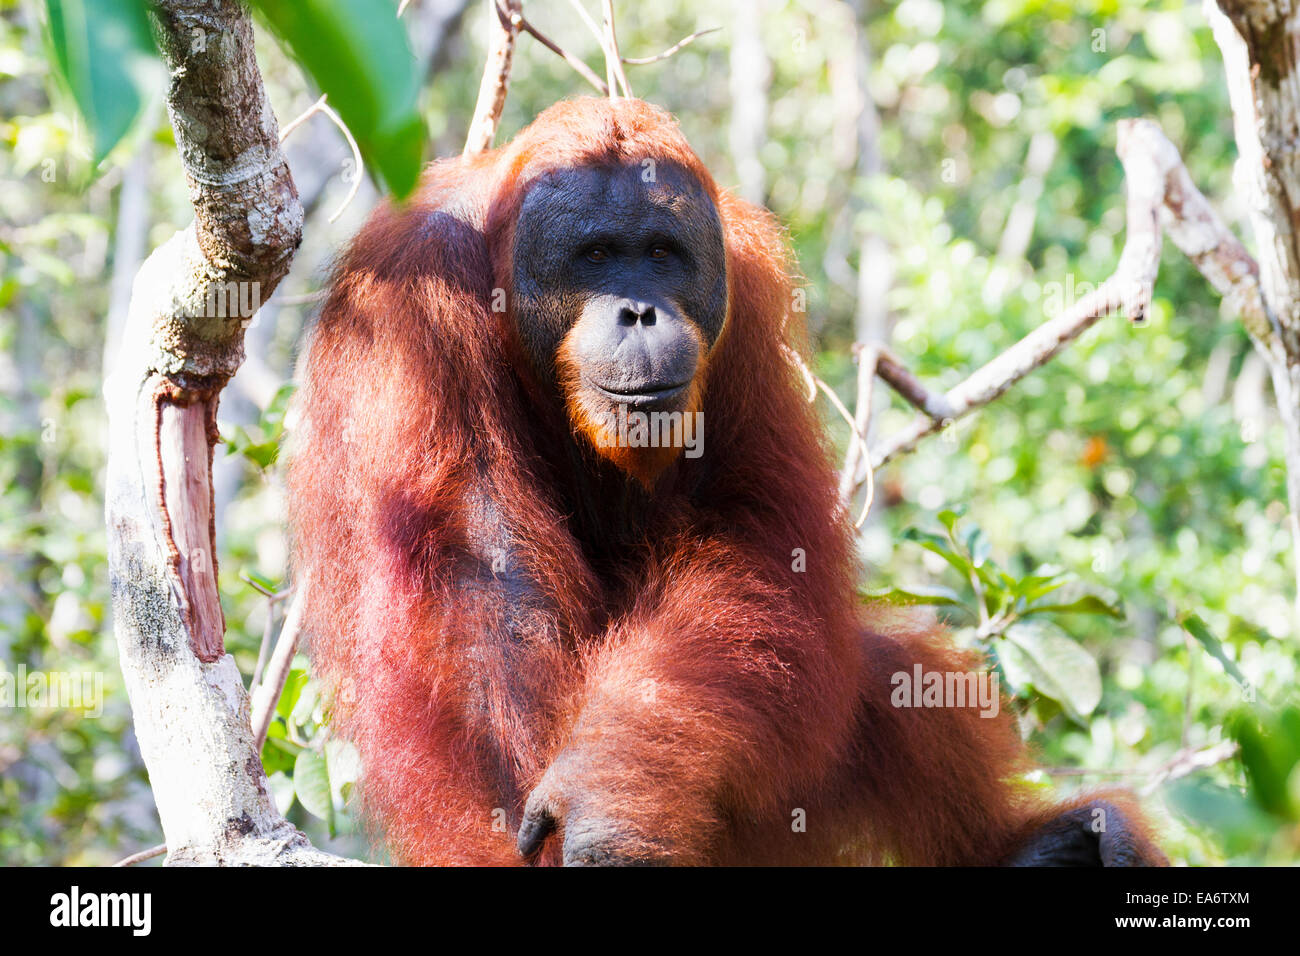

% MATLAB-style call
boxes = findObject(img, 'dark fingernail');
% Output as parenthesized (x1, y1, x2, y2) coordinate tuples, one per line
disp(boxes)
(517, 812, 554, 857)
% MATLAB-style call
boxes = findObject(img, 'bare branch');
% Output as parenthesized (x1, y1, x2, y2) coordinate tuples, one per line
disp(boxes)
(280, 95, 365, 223)
(782, 344, 873, 526)
(854, 118, 1228, 474)
(1139, 741, 1240, 797)
(113, 844, 167, 867)
(875, 347, 955, 421)
(251, 580, 310, 751)
(497, 0, 609, 95)
(104, 0, 350, 865)
(1208, 0, 1300, 608)
(601, 0, 632, 98)
(1043, 740, 1238, 792)
(622, 27, 720, 65)
(838, 343, 880, 527)
(465, 0, 522, 154)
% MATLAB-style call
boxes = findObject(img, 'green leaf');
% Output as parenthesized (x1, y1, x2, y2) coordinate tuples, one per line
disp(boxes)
(44, 0, 159, 166)
(962, 525, 992, 568)
(1000, 619, 1102, 720)
(901, 526, 972, 577)
(1025, 582, 1125, 620)
(936, 507, 965, 536)
(1165, 779, 1273, 855)
(260, 721, 299, 773)
(267, 770, 296, 816)
(1227, 709, 1292, 817)
(293, 749, 335, 834)
(863, 585, 967, 608)
(243, 569, 279, 594)
(248, 0, 424, 197)
(1178, 612, 1247, 685)
(276, 669, 309, 720)
(1011, 569, 1069, 604)
(290, 678, 321, 728)
(242, 440, 280, 470)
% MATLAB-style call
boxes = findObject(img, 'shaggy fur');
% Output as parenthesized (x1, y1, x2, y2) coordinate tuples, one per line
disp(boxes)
(287, 98, 1164, 866)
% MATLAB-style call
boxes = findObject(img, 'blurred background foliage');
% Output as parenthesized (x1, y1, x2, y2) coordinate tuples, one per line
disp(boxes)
(1, 0, 1297, 865)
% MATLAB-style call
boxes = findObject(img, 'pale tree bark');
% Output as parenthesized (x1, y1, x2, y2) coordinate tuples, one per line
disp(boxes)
(1207, 0, 1300, 608)
(104, 0, 353, 865)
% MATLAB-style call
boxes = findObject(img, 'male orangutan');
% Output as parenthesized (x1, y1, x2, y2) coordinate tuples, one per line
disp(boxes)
(287, 98, 1165, 866)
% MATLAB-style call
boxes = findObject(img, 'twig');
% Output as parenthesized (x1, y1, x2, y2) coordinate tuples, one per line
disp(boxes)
(622, 27, 719, 65)
(250, 579, 310, 751)
(875, 347, 955, 421)
(1139, 741, 1239, 797)
(1042, 740, 1239, 795)
(275, 289, 327, 306)
(566, 0, 604, 45)
(465, 0, 522, 154)
(781, 344, 873, 526)
(838, 342, 880, 526)
(243, 578, 295, 700)
(496, 0, 609, 95)
(113, 843, 167, 867)
(601, 0, 632, 98)
(279, 95, 364, 223)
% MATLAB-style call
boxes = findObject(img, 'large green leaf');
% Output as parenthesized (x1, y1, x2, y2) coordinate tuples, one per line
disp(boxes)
(999, 619, 1102, 720)
(1228, 706, 1300, 820)
(294, 749, 335, 834)
(44, 0, 160, 165)
(249, 0, 424, 197)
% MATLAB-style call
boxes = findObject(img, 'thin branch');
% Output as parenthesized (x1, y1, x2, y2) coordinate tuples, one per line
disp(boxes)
(622, 27, 720, 65)
(113, 843, 167, 867)
(875, 347, 955, 421)
(497, 0, 609, 95)
(243, 578, 295, 699)
(250, 580, 310, 751)
(566, 0, 604, 46)
(601, 0, 632, 98)
(279, 94, 364, 223)
(838, 342, 879, 526)
(465, 0, 522, 154)
(782, 344, 873, 526)
(850, 118, 1236, 482)
(1042, 740, 1239, 794)
(1140, 741, 1240, 797)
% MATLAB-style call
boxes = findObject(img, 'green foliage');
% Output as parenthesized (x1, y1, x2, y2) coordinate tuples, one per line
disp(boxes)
(39, 0, 424, 195)
(222, 382, 295, 472)
(4, 0, 1297, 865)
(42, 0, 158, 165)
(873, 510, 1121, 721)
(247, 0, 424, 196)
(1169, 704, 1300, 861)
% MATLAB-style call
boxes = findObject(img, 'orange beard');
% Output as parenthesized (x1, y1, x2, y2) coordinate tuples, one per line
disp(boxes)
(556, 325, 708, 489)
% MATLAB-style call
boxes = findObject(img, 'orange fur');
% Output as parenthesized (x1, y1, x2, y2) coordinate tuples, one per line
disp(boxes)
(287, 98, 1164, 866)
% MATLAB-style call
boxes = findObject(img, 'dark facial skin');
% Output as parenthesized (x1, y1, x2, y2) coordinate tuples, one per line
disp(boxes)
(510, 162, 729, 414)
